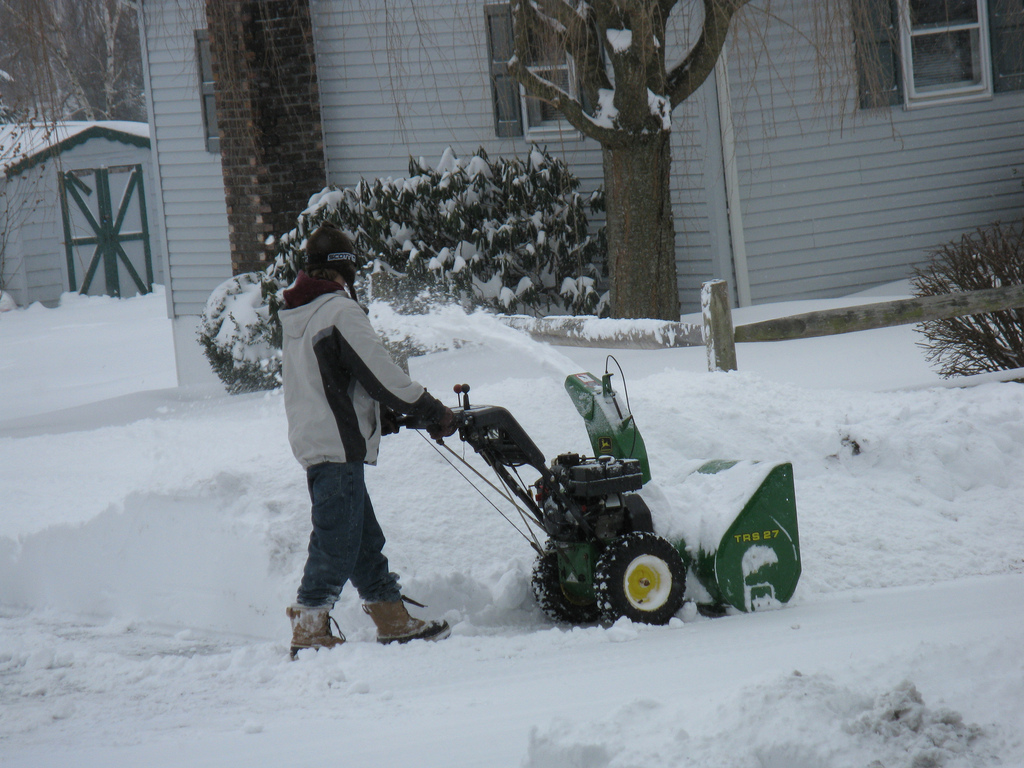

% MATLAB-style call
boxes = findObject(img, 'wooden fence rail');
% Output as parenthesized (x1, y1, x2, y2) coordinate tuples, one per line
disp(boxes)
(502, 281, 1024, 375)
(716, 281, 1024, 372)
(501, 314, 703, 349)
(733, 284, 1024, 343)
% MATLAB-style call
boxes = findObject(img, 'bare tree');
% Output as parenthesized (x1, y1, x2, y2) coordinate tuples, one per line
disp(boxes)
(506, 0, 751, 320)
(0, 69, 15, 121)
(0, 0, 144, 122)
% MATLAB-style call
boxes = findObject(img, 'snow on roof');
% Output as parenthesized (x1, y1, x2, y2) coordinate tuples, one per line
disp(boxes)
(0, 120, 151, 177)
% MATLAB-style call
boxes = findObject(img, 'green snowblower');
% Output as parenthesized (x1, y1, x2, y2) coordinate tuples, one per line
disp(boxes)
(404, 369, 801, 624)
(564, 370, 801, 617)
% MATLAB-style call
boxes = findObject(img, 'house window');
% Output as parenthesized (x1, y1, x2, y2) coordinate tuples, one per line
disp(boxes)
(854, 0, 1024, 109)
(520, 20, 578, 135)
(195, 30, 220, 153)
(483, 3, 579, 138)
(899, 0, 992, 105)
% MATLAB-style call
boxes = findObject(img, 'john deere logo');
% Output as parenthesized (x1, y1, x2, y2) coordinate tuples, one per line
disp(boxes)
(598, 436, 613, 453)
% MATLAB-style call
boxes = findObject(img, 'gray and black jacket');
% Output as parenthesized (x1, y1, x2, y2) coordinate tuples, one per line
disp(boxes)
(279, 278, 446, 468)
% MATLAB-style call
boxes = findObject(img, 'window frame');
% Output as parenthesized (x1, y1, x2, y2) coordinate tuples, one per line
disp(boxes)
(520, 53, 581, 139)
(194, 30, 220, 154)
(483, 2, 582, 141)
(897, 0, 994, 108)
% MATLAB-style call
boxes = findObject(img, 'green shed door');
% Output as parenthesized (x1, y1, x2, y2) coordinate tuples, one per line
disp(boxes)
(58, 164, 153, 298)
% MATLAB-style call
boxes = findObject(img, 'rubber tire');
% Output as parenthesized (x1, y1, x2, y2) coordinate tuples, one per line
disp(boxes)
(531, 547, 601, 625)
(594, 532, 686, 625)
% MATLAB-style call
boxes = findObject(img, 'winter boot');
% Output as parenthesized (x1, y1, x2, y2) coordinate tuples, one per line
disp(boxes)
(362, 598, 451, 644)
(287, 604, 345, 658)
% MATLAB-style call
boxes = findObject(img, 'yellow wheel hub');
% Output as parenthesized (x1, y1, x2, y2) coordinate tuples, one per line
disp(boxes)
(623, 555, 672, 611)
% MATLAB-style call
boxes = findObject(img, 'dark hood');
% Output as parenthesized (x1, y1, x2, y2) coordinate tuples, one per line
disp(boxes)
(282, 271, 344, 309)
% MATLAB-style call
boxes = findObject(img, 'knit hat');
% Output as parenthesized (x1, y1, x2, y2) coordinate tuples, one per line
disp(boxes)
(305, 247, 361, 270)
(305, 223, 364, 273)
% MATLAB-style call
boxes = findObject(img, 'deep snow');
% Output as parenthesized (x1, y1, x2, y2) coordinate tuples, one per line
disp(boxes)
(1, 286, 1022, 768)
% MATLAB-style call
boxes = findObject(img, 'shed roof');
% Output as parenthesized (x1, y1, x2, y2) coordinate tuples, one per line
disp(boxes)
(0, 121, 150, 178)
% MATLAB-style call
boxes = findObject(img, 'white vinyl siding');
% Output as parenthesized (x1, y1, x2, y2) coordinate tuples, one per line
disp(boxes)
(666, 4, 746, 312)
(139, 0, 231, 318)
(0, 171, 61, 307)
(720, 2, 1024, 305)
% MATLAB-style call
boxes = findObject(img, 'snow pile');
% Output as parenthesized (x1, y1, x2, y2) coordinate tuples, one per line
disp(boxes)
(606, 29, 633, 53)
(846, 680, 987, 766)
(525, 675, 994, 768)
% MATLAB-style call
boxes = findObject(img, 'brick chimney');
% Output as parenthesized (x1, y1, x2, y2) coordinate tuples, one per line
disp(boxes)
(204, 0, 325, 276)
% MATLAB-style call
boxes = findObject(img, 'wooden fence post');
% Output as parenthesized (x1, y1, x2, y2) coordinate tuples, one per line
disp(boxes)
(702, 279, 737, 372)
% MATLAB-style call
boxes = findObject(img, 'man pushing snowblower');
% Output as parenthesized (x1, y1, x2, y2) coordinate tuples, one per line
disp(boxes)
(281, 224, 802, 658)
(279, 222, 454, 657)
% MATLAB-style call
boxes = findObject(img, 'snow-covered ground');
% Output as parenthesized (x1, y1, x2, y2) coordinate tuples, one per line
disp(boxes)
(1, 286, 1022, 768)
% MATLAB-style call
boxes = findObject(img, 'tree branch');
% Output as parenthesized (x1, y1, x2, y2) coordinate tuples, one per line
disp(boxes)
(509, 0, 621, 143)
(538, 0, 612, 100)
(658, 0, 681, 19)
(103, 0, 127, 120)
(507, 54, 626, 146)
(665, 0, 750, 108)
(49, 8, 97, 120)
(531, 0, 581, 36)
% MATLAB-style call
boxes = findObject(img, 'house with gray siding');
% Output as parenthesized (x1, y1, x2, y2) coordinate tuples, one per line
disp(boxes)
(138, 0, 1024, 385)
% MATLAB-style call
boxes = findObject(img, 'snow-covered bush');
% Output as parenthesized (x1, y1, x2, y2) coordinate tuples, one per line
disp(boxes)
(198, 273, 281, 393)
(912, 218, 1024, 378)
(200, 147, 605, 393)
(265, 146, 606, 317)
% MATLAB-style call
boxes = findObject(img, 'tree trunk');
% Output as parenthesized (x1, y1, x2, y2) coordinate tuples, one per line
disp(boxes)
(602, 133, 679, 320)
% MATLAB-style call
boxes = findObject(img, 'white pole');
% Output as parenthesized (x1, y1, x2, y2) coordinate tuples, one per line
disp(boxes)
(715, 45, 751, 308)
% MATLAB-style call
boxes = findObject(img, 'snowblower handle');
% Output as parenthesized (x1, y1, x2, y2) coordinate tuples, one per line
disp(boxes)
(392, 408, 468, 433)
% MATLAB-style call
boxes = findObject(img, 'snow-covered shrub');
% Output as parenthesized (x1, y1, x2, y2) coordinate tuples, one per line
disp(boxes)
(198, 273, 281, 394)
(265, 146, 606, 317)
(200, 147, 606, 393)
(912, 218, 1024, 378)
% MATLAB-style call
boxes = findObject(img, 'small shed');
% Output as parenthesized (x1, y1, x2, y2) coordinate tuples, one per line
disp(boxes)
(0, 121, 164, 308)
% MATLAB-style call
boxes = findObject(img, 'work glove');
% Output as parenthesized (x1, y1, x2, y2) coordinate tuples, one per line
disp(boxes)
(427, 406, 457, 440)
(380, 407, 400, 436)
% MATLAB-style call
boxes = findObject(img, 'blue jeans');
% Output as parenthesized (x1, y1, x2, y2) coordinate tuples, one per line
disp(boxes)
(296, 462, 401, 608)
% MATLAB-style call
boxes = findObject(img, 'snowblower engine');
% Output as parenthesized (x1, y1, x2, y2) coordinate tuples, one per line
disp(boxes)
(537, 453, 652, 542)
(437, 389, 655, 546)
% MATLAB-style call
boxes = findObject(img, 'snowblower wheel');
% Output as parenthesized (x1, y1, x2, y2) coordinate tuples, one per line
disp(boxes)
(531, 548, 600, 625)
(595, 532, 686, 625)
